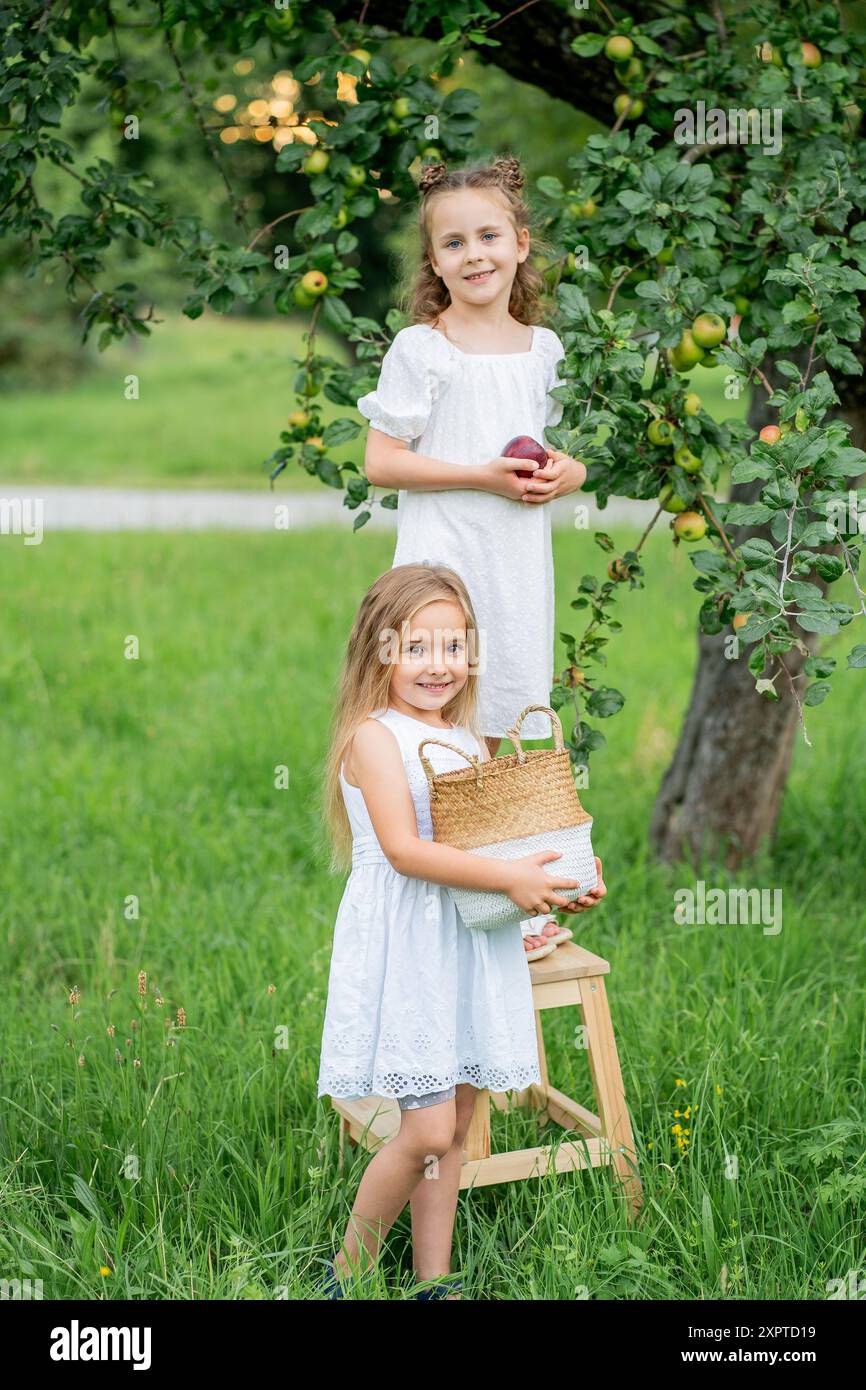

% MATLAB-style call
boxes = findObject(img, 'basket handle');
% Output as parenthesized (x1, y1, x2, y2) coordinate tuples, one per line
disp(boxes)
(417, 738, 483, 798)
(505, 704, 564, 764)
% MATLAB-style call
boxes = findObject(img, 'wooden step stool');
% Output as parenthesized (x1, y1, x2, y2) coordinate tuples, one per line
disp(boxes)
(331, 941, 643, 1219)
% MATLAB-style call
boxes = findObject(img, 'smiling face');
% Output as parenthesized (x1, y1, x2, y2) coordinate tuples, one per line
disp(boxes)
(426, 187, 529, 310)
(387, 598, 472, 719)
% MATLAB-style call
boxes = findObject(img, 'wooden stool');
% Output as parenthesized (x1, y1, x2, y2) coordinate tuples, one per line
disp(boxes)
(331, 941, 642, 1220)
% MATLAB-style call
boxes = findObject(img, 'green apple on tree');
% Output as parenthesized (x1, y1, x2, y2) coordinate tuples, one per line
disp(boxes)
(605, 35, 634, 62)
(684, 392, 702, 416)
(301, 270, 328, 296)
(302, 149, 330, 176)
(345, 164, 366, 188)
(391, 97, 411, 119)
(293, 283, 316, 308)
(660, 490, 688, 513)
(800, 42, 822, 67)
(667, 328, 706, 372)
(647, 418, 674, 446)
(674, 510, 707, 542)
(674, 444, 702, 474)
(757, 41, 784, 67)
(614, 94, 644, 119)
(616, 58, 644, 82)
(691, 312, 727, 349)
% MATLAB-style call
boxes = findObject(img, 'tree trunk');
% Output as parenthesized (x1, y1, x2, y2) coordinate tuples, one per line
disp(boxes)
(650, 350, 866, 867)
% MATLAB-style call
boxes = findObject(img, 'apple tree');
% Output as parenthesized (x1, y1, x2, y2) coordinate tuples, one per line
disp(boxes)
(3, 0, 866, 867)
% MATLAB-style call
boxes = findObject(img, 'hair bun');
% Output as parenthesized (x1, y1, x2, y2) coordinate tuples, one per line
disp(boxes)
(419, 162, 448, 194)
(492, 155, 524, 192)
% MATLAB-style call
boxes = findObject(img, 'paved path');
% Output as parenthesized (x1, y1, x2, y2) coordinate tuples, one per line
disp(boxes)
(0, 484, 656, 533)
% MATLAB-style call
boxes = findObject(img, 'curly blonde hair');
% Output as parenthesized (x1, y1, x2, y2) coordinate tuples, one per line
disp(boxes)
(403, 154, 550, 327)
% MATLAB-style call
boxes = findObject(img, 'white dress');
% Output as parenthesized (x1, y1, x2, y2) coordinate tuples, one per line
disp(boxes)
(357, 322, 566, 741)
(316, 707, 543, 1102)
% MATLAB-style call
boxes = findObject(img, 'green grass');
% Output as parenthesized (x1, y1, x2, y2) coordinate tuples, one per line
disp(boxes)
(0, 526, 863, 1299)
(1, 311, 362, 491)
(2, 313, 748, 493)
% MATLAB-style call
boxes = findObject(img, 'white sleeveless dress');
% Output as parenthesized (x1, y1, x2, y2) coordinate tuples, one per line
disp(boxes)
(316, 707, 542, 1102)
(356, 322, 566, 742)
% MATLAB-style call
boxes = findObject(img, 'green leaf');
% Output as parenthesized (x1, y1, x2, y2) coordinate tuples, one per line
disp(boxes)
(738, 537, 777, 568)
(804, 655, 836, 678)
(731, 456, 774, 484)
(321, 295, 352, 331)
(585, 686, 625, 718)
(571, 33, 608, 57)
(315, 456, 343, 489)
(323, 417, 361, 447)
(207, 285, 234, 313)
(726, 502, 775, 525)
(634, 280, 666, 301)
(352, 510, 371, 532)
(536, 175, 564, 200)
(847, 644, 866, 668)
(803, 682, 831, 706)
(814, 554, 845, 582)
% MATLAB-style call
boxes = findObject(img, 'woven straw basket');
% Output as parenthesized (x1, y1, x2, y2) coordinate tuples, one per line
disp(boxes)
(418, 704, 598, 932)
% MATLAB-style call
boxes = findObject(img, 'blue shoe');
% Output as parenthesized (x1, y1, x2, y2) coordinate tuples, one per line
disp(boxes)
(414, 1278, 463, 1300)
(320, 1254, 378, 1298)
(320, 1257, 347, 1299)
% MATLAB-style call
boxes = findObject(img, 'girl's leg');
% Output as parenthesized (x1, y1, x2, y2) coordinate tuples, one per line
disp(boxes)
(332, 1100, 457, 1283)
(408, 1083, 477, 1288)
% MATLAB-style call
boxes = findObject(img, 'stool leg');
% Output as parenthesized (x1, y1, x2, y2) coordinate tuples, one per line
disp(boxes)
(463, 1087, 491, 1160)
(579, 973, 643, 1220)
(516, 1009, 550, 1118)
(337, 1114, 351, 1172)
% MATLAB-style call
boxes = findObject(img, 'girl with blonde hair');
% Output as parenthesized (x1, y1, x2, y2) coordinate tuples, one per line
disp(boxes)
(358, 152, 588, 957)
(316, 562, 606, 1299)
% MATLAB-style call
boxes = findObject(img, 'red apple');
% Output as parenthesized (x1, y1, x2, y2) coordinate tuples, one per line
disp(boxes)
(502, 434, 548, 480)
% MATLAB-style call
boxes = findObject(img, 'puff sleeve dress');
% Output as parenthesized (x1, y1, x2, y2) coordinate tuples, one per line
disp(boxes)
(357, 323, 566, 741)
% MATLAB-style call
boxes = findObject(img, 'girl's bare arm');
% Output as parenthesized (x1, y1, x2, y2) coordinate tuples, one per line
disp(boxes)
(364, 429, 529, 501)
(347, 721, 580, 908)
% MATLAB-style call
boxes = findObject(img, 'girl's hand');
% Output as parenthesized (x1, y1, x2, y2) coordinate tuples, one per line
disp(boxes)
(557, 857, 607, 913)
(480, 455, 546, 501)
(521, 449, 587, 504)
(505, 850, 583, 915)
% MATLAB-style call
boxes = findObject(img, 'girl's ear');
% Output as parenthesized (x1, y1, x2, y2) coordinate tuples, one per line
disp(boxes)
(516, 226, 530, 263)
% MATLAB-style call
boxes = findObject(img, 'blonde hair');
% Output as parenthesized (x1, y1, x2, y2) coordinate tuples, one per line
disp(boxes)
(320, 563, 484, 873)
(403, 153, 550, 327)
